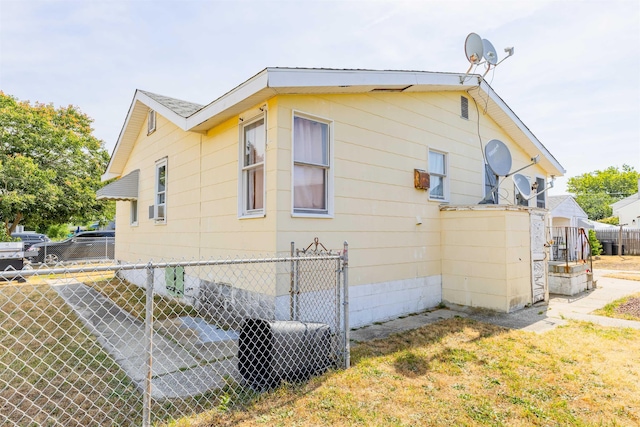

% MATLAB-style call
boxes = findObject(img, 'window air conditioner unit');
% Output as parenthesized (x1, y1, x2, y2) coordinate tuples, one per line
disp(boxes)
(156, 204, 165, 220)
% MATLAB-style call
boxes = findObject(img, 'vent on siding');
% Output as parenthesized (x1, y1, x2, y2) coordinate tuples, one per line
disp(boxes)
(461, 96, 469, 119)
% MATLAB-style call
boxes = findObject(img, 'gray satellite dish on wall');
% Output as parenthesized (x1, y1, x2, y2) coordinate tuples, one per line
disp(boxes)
(480, 139, 541, 205)
(482, 39, 498, 65)
(513, 173, 531, 198)
(464, 33, 484, 64)
(485, 139, 512, 176)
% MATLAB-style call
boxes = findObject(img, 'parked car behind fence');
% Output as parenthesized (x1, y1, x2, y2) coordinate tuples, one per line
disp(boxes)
(27, 230, 115, 264)
(10, 232, 50, 251)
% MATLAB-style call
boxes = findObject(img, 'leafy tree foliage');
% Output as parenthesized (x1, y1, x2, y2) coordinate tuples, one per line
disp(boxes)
(0, 92, 112, 234)
(567, 165, 639, 220)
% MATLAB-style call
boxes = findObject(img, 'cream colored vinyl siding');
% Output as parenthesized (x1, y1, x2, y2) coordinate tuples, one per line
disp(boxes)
(441, 207, 533, 312)
(272, 92, 547, 287)
(198, 101, 277, 258)
(115, 113, 202, 261)
(115, 90, 549, 291)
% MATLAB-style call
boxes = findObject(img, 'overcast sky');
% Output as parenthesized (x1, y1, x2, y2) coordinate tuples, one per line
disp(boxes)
(1, 0, 638, 194)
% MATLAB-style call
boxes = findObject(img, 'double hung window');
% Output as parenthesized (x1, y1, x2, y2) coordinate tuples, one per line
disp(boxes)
(293, 114, 331, 215)
(241, 117, 265, 216)
(130, 200, 138, 226)
(428, 150, 447, 201)
(154, 159, 167, 223)
(536, 177, 546, 208)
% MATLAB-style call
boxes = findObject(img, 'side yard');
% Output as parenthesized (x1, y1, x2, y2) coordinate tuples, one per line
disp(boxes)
(176, 317, 640, 427)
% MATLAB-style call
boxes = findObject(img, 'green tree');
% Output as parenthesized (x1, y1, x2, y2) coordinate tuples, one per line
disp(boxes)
(0, 92, 112, 234)
(567, 165, 639, 220)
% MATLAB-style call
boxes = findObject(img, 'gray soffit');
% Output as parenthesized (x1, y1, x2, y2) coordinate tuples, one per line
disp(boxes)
(96, 169, 139, 201)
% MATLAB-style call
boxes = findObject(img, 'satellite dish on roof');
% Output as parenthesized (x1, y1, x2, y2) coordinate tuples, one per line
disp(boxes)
(460, 32, 515, 84)
(464, 33, 484, 64)
(513, 173, 531, 198)
(485, 139, 512, 176)
(482, 38, 498, 65)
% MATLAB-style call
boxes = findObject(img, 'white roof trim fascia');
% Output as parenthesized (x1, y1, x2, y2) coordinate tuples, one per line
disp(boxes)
(102, 90, 195, 181)
(476, 78, 565, 176)
(102, 92, 139, 181)
(266, 67, 465, 89)
(186, 70, 271, 130)
(104, 68, 565, 180)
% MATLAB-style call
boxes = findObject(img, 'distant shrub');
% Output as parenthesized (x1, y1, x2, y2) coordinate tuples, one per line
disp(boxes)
(589, 229, 603, 256)
(600, 217, 619, 225)
(46, 224, 69, 241)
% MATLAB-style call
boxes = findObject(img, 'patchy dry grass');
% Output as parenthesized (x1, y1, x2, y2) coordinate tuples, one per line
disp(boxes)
(1, 276, 224, 425)
(0, 282, 142, 426)
(592, 255, 640, 272)
(173, 318, 640, 427)
(90, 277, 198, 321)
(594, 293, 640, 321)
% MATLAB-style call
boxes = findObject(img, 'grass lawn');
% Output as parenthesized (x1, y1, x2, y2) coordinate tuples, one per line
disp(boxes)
(0, 277, 214, 426)
(171, 317, 640, 427)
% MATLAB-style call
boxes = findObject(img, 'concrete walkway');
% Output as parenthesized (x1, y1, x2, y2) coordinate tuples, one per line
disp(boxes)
(350, 270, 640, 342)
(49, 279, 239, 400)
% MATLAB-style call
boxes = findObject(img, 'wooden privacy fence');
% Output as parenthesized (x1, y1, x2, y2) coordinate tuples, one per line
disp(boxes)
(595, 229, 640, 256)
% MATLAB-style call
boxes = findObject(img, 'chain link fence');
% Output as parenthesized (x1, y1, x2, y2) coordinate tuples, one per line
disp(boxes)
(0, 242, 348, 426)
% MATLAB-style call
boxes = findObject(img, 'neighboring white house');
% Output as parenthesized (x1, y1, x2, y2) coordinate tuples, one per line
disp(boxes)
(611, 179, 640, 229)
(548, 195, 588, 228)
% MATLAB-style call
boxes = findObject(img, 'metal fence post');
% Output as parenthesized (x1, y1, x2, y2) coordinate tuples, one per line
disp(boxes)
(290, 242, 295, 320)
(142, 262, 154, 427)
(342, 241, 349, 369)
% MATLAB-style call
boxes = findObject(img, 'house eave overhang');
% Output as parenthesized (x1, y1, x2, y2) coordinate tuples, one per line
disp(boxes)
(469, 80, 565, 177)
(103, 67, 565, 179)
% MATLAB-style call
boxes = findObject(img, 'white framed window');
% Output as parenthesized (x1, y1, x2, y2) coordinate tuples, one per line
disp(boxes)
(483, 163, 498, 204)
(239, 115, 266, 217)
(154, 158, 167, 223)
(515, 176, 530, 206)
(148, 110, 156, 135)
(130, 200, 138, 226)
(292, 113, 333, 216)
(535, 176, 546, 208)
(428, 150, 448, 201)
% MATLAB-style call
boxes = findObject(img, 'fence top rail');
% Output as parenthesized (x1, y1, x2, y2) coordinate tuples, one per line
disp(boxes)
(1, 254, 344, 279)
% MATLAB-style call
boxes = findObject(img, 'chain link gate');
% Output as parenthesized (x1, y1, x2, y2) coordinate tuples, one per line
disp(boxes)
(0, 240, 348, 426)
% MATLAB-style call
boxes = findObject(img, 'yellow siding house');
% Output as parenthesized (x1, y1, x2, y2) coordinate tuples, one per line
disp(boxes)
(98, 68, 565, 327)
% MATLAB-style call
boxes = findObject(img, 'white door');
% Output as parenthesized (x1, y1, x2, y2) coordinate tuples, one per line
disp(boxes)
(530, 211, 548, 303)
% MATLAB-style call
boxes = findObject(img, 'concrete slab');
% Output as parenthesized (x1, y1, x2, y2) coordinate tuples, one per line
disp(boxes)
(50, 280, 241, 399)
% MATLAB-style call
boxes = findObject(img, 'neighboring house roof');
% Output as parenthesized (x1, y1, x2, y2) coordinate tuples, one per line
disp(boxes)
(577, 218, 619, 230)
(102, 67, 566, 180)
(547, 195, 588, 219)
(611, 192, 639, 212)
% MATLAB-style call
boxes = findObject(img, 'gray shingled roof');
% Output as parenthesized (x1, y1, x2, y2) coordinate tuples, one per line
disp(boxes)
(138, 90, 204, 118)
(547, 195, 571, 211)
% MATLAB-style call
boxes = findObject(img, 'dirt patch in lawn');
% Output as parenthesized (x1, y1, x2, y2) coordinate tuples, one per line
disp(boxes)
(591, 255, 640, 271)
